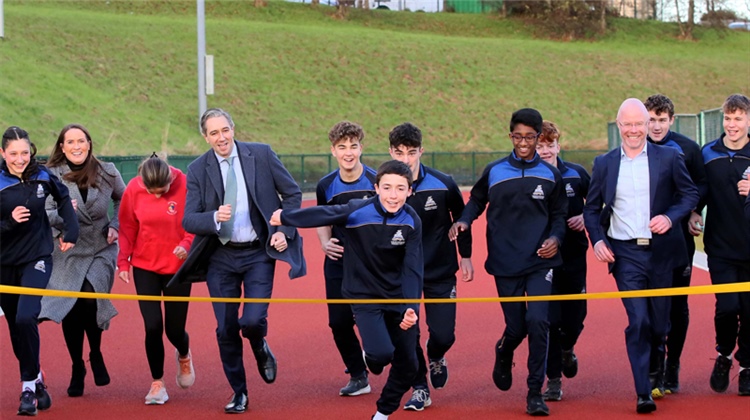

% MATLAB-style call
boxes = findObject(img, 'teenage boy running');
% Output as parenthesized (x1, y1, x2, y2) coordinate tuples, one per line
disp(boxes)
(535, 121, 590, 402)
(388, 122, 474, 411)
(316, 121, 377, 396)
(271, 160, 423, 420)
(450, 108, 568, 416)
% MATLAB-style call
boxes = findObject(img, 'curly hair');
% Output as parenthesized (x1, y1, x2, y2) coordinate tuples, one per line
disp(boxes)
(644, 94, 675, 118)
(328, 121, 364, 145)
(388, 122, 422, 149)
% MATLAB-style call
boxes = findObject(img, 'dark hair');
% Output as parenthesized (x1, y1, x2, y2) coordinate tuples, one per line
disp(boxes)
(138, 153, 172, 189)
(539, 120, 561, 143)
(375, 160, 413, 188)
(200, 108, 234, 136)
(388, 122, 422, 149)
(2, 126, 40, 181)
(510, 108, 543, 133)
(47, 123, 102, 189)
(643, 94, 675, 118)
(328, 121, 364, 145)
(723, 94, 750, 114)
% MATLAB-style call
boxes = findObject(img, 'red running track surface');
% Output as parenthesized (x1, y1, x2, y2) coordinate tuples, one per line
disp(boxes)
(2, 197, 749, 419)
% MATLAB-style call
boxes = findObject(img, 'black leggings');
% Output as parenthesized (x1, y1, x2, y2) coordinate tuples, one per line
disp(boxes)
(62, 280, 102, 365)
(133, 267, 192, 380)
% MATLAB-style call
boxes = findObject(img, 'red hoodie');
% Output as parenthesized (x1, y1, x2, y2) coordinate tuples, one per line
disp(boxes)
(117, 166, 195, 275)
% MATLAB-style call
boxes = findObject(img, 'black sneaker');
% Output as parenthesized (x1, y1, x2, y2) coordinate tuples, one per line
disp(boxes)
(35, 381, 51, 411)
(363, 351, 384, 376)
(339, 373, 371, 396)
(492, 340, 513, 391)
(543, 377, 562, 401)
(428, 357, 448, 389)
(17, 389, 37, 416)
(526, 390, 550, 416)
(739, 368, 750, 396)
(710, 355, 732, 393)
(664, 361, 680, 394)
(561, 349, 578, 379)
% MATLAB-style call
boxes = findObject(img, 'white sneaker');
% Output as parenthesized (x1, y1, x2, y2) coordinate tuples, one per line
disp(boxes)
(176, 349, 195, 389)
(145, 380, 169, 405)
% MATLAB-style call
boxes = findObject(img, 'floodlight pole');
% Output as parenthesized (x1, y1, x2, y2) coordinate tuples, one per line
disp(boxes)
(1, 0, 5, 39)
(197, 0, 207, 125)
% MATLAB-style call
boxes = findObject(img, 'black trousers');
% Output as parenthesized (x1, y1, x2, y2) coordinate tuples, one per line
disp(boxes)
(324, 260, 366, 378)
(353, 303, 418, 416)
(1, 257, 52, 382)
(412, 277, 456, 389)
(708, 256, 750, 367)
(62, 279, 103, 365)
(133, 267, 192, 380)
(547, 256, 587, 379)
(494, 268, 552, 392)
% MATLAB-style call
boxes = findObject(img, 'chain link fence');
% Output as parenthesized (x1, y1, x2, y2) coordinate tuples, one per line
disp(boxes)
(98, 149, 604, 193)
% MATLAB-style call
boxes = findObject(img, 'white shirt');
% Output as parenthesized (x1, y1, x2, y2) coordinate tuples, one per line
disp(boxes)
(608, 142, 652, 240)
(214, 143, 258, 243)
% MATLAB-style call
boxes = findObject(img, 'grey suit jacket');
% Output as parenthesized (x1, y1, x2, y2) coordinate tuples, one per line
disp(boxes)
(41, 162, 125, 329)
(172, 141, 306, 284)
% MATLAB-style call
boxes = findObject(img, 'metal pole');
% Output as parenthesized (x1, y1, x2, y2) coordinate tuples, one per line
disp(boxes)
(1, 0, 5, 39)
(197, 0, 206, 125)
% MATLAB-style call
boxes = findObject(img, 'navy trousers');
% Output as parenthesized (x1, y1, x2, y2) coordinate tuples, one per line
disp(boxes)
(413, 277, 457, 389)
(708, 256, 750, 367)
(494, 268, 552, 392)
(352, 303, 418, 416)
(1, 257, 52, 382)
(609, 240, 672, 396)
(206, 245, 275, 395)
(547, 256, 587, 379)
(324, 260, 366, 378)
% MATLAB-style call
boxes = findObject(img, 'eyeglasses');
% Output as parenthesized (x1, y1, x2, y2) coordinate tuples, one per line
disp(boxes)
(617, 121, 647, 129)
(509, 133, 540, 143)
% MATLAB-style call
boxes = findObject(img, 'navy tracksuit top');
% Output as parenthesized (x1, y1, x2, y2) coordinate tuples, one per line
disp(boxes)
(407, 164, 471, 283)
(556, 158, 590, 263)
(459, 152, 568, 277)
(701, 134, 750, 262)
(0, 165, 79, 266)
(281, 196, 423, 312)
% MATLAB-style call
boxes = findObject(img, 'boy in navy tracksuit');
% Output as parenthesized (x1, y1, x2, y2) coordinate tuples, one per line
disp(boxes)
(272, 160, 423, 420)
(535, 121, 590, 402)
(388, 123, 474, 411)
(644, 94, 707, 396)
(450, 108, 567, 416)
(695, 94, 750, 396)
(0, 127, 79, 416)
(315, 121, 377, 396)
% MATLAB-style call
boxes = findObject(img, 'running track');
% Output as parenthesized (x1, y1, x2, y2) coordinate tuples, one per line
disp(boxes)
(2, 197, 748, 419)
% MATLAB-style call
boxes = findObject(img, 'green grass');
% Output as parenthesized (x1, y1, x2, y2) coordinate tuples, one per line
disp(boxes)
(1, 1, 748, 156)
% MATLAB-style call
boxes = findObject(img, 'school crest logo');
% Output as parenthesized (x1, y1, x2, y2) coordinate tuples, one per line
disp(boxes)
(34, 260, 46, 273)
(743, 166, 750, 180)
(532, 185, 545, 200)
(167, 201, 178, 215)
(36, 184, 45, 198)
(424, 196, 437, 211)
(545, 269, 553, 283)
(450, 285, 457, 299)
(565, 183, 575, 197)
(391, 229, 405, 246)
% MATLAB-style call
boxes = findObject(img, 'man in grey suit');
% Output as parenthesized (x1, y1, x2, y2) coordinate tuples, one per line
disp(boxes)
(181, 108, 306, 413)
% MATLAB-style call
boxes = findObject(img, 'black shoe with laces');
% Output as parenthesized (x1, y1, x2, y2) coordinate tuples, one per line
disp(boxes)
(428, 357, 448, 389)
(339, 373, 371, 396)
(543, 377, 562, 401)
(526, 390, 550, 416)
(664, 361, 680, 394)
(561, 349, 578, 379)
(710, 354, 732, 393)
(17, 389, 37, 416)
(35, 381, 51, 411)
(492, 339, 514, 391)
(739, 368, 750, 396)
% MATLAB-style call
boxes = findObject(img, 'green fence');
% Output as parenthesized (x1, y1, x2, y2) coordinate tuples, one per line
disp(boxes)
(607, 107, 723, 149)
(99, 149, 604, 193)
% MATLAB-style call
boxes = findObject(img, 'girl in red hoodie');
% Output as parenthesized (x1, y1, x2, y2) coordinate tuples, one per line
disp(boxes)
(117, 154, 195, 405)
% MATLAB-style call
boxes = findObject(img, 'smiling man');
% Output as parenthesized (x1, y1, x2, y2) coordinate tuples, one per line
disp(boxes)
(584, 98, 698, 413)
(271, 160, 423, 420)
(450, 108, 567, 416)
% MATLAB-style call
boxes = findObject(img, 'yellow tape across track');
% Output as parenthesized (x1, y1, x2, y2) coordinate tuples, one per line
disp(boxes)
(0, 282, 748, 304)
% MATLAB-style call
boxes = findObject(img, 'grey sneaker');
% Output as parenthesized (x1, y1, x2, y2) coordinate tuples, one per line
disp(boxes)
(339, 373, 371, 396)
(403, 388, 432, 411)
(543, 377, 562, 401)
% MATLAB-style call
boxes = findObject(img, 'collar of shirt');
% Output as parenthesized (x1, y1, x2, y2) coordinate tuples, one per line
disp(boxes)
(213, 141, 238, 164)
(620, 141, 648, 160)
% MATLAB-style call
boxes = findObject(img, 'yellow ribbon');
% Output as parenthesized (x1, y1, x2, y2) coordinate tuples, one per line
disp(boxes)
(0, 282, 748, 304)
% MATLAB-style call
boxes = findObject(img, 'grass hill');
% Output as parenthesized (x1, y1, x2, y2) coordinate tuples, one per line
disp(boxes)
(0, 0, 748, 156)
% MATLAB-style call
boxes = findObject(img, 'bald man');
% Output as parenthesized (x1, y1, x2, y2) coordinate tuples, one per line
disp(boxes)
(583, 98, 698, 413)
